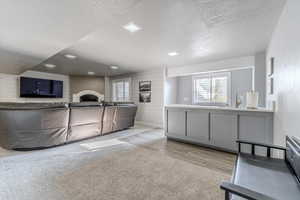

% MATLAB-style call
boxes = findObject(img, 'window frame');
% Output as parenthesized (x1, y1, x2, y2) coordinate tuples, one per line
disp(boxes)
(192, 72, 231, 106)
(111, 78, 131, 102)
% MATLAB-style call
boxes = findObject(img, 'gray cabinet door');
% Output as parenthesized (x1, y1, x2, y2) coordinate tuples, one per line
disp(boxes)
(239, 113, 273, 155)
(186, 110, 210, 144)
(166, 109, 186, 137)
(211, 113, 238, 151)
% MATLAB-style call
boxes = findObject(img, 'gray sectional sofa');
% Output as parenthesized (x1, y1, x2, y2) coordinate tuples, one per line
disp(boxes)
(0, 102, 137, 150)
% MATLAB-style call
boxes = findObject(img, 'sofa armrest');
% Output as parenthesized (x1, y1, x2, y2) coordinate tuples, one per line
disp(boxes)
(220, 182, 277, 200)
(236, 139, 286, 156)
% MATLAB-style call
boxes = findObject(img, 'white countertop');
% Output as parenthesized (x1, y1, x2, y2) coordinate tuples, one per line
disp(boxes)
(165, 104, 274, 113)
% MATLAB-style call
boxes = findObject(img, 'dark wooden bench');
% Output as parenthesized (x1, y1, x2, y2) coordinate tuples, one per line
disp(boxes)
(220, 136, 300, 200)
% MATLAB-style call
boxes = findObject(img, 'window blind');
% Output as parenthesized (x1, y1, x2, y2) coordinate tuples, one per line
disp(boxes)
(193, 76, 211, 103)
(212, 76, 228, 104)
(112, 79, 130, 102)
(193, 72, 230, 105)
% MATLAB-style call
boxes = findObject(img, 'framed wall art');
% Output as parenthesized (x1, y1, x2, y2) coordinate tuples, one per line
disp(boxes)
(139, 81, 151, 92)
(139, 92, 151, 103)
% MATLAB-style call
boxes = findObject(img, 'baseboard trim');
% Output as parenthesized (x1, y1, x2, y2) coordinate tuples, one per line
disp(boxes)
(135, 121, 163, 129)
(167, 136, 237, 154)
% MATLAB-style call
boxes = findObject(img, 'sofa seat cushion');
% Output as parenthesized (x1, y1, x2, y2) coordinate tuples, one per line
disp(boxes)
(233, 153, 300, 200)
(68, 107, 103, 127)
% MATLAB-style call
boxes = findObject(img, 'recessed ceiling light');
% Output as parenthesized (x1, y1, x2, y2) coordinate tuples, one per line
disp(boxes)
(110, 66, 119, 70)
(44, 63, 56, 68)
(64, 54, 77, 59)
(123, 22, 141, 33)
(168, 52, 179, 56)
(88, 71, 95, 75)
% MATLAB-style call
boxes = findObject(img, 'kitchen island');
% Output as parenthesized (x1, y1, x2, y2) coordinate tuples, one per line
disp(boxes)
(165, 104, 273, 153)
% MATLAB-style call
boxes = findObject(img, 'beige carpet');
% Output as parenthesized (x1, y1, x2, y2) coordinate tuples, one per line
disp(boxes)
(0, 126, 235, 200)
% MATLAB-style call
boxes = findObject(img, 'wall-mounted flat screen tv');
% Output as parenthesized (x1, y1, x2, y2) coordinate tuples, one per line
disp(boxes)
(20, 77, 63, 98)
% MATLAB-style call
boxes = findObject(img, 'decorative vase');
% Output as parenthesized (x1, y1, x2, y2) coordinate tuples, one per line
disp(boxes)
(246, 91, 259, 109)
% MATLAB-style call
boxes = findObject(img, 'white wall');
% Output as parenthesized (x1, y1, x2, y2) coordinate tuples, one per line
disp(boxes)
(168, 54, 266, 106)
(176, 76, 193, 104)
(131, 69, 164, 128)
(266, 0, 300, 145)
(255, 52, 267, 106)
(231, 68, 253, 107)
(175, 68, 253, 107)
(0, 70, 70, 102)
(104, 76, 111, 102)
(165, 77, 177, 105)
(110, 68, 165, 128)
(167, 56, 255, 77)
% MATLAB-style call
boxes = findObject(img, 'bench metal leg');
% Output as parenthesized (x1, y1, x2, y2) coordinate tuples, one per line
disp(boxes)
(225, 191, 230, 200)
(251, 144, 255, 155)
(267, 147, 271, 157)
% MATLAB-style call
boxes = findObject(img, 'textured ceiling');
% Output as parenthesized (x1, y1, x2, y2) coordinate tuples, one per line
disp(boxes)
(0, 0, 107, 74)
(0, 0, 286, 75)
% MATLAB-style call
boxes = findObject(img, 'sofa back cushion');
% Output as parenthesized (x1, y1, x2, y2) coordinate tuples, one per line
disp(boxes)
(113, 105, 137, 131)
(67, 106, 103, 142)
(0, 107, 69, 149)
(102, 106, 116, 134)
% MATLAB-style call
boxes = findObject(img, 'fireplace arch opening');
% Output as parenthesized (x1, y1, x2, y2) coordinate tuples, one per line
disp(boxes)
(72, 90, 104, 103)
(80, 94, 98, 102)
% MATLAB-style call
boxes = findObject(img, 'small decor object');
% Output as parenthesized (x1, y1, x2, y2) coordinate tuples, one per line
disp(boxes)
(271, 100, 276, 111)
(139, 81, 151, 92)
(235, 94, 243, 108)
(139, 92, 151, 103)
(267, 78, 274, 95)
(246, 90, 259, 109)
(268, 57, 274, 76)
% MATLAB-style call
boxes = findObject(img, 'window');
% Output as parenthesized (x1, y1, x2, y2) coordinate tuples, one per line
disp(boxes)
(193, 72, 230, 105)
(112, 79, 130, 102)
